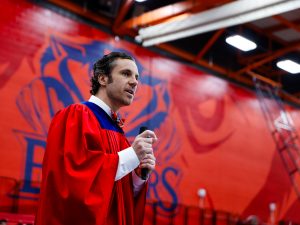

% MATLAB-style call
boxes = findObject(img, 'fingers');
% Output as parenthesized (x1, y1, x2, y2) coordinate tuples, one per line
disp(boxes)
(138, 130, 158, 143)
(140, 148, 153, 159)
(139, 154, 156, 170)
(141, 154, 156, 165)
(132, 130, 158, 162)
(139, 138, 153, 145)
(136, 141, 152, 148)
(132, 143, 153, 161)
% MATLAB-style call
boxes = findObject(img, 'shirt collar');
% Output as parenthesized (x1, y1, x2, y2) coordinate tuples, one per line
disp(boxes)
(88, 95, 112, 118)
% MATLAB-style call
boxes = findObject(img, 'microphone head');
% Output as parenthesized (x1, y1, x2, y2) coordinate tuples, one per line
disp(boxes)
(139, 126, 148, 134)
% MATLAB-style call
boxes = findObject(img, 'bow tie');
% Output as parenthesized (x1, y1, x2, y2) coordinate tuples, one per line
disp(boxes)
(111, 110, 125, 128)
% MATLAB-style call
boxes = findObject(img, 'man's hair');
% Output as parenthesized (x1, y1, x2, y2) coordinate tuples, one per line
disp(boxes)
(90, 52, 135, 95)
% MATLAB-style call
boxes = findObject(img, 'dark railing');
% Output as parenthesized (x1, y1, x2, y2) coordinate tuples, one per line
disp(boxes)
(0, 176, 20, 213)
(144, 201, 240, 225)
(0, 212, 34, 225)
(144, 201, 300, 225)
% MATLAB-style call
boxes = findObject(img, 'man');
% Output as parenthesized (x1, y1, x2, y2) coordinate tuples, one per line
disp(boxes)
(35, 52, 157, 225)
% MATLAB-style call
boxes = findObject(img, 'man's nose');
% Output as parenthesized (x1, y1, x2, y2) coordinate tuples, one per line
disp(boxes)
(129, 77, 138, 86)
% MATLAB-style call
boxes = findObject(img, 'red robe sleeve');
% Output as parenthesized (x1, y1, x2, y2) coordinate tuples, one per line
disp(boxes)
(35, 104, 119, 225)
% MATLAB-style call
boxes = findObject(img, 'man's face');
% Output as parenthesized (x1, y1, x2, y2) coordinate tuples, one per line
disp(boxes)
(105, 58, 139, 110)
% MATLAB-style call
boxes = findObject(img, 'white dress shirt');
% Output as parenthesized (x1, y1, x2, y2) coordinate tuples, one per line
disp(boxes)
(88, 96, 145, 195)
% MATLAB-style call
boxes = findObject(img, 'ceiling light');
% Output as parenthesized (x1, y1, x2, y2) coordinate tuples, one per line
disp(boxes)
(277, 60, 300, 74)
(135, 0, 147, 2)
(225, 35, 257, 51)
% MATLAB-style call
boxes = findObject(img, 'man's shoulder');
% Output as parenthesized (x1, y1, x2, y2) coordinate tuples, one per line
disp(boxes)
(59, 103, 89, 113)
(52, 103, 92, 121)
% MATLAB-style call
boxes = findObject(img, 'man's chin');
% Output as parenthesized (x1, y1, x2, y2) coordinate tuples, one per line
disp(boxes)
(122, 99, 133, 107)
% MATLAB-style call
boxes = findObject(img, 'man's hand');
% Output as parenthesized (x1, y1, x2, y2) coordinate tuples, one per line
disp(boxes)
(132, 130, 157, 177)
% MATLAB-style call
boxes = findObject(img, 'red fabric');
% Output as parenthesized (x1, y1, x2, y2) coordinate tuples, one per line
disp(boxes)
(111, 110, 125, 128)
(35, 104, 147, 225)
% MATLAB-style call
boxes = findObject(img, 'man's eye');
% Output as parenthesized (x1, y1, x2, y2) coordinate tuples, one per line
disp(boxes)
(123, 72, 130, 76)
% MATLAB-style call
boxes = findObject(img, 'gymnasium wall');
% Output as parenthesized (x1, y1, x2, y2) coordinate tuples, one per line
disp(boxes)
(0, 0, 300, 223)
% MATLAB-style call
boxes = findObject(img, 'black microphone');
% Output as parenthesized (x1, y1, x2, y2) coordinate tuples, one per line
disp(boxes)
(139, 126, 149, 180)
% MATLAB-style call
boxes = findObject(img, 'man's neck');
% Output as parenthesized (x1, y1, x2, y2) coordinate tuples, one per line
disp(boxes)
(94, 93, 119, 112)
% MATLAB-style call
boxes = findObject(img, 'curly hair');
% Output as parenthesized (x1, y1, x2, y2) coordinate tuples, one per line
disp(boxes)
(90, 52, 135, 95)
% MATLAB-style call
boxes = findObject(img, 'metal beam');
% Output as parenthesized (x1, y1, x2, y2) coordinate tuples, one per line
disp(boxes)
(245, 23, 287, 45)
(157, 43, 227, 75)
(112, 0, 134, 35)
(194, 29, 225, 62)
(264, 18, 300, 33)
(247, 71, 281, 87)
(121, 0, 235, 30)
(273, 15, 300, 33)
(121, 1, 195, 29)
(48, 0, 111, 26)
(138, 0, 300, 46)
(238, 52, 274, 65)
(233, 41, 300, 76)
(139, 0, 287, 38)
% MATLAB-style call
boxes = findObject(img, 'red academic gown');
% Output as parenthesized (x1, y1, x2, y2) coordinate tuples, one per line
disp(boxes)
(35, 102, 147, 225)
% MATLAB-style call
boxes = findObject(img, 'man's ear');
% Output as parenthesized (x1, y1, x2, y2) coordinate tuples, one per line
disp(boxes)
(98, 74, 108, 86)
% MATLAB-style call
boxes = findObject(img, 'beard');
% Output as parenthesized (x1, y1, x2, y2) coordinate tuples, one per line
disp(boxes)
(107, 88, 133, 108)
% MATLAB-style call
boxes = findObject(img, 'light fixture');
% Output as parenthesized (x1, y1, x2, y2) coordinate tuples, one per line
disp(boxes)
(135, 0, 147, 2)
(136, 0, 300, 47)
(225, 35, 257, 52)
(197, 188, 206, 209)
(277, 60, 300, 74)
